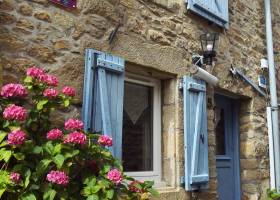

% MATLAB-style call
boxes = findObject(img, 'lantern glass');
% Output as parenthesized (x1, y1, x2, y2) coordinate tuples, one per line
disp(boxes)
(199, 33, 219, 66)
(200, 33, 219, 53)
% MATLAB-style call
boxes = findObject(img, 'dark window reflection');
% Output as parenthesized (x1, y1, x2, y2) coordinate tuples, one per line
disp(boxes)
(122, 82, 153, 172)
(215, 108, 226, 155)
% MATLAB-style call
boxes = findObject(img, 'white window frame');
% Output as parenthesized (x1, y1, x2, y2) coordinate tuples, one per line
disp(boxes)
(124, 72, 162, 182)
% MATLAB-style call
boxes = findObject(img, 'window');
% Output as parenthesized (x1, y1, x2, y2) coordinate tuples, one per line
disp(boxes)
(123, 73, 161, 181)
(82, 50, 162, 183)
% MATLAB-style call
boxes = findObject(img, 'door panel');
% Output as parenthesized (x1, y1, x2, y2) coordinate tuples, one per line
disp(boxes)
(215, 95, 240, 200)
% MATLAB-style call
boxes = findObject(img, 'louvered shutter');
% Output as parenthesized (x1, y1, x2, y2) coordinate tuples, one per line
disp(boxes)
(187, 0, 229, 28)
(82, 49, 125, 159)
(183, 76, 209, 191)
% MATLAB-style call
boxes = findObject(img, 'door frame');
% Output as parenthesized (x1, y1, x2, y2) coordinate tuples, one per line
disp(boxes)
(215, 94, 241, 200)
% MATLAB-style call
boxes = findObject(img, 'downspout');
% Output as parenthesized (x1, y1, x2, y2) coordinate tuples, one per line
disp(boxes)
(264, 0, 280, 191)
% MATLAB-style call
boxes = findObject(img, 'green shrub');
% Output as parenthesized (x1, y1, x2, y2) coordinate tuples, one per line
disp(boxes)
(0, 66, 159, 200)
(267, 189, 280, 200)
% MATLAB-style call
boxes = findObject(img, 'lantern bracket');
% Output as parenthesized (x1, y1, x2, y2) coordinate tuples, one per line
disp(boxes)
(230, 66, 266, 97)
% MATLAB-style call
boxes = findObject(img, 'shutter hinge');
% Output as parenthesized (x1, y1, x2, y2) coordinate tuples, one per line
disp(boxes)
(178, 78, 184, 91)
(180, 176, 185, 186)
(188, 82, 206, 92)
(97, 58, 124, 73)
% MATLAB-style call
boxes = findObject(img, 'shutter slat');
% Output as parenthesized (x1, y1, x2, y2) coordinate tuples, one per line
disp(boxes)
(83, 49, 95, 131)
(184, 76, 209, 191)
(190, 92, 203, 182)
(98, 68, 113, 137)
(82, 49, 125, 159)
(93, 74, 102, 133)
(187, 0, 229, 28)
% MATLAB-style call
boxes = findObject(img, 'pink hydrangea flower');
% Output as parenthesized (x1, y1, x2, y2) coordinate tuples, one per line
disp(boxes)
(10, 172, 21, 184)
(27, 66, 45, 79)
(40, 74, 58, 86)
(47, 129, 63, 140)
(107, 169, 122, 184)
(98, 135, 113, 147)
(43, 88, 58, 98)
(64, 119, 84, 130)
(8, 130, 26, 146)
(62, 86, 76, 97)
(46, 170, 69, 186)
(3, 104, 27, 121)
(129, 181, 144, 193)
(63, 131, 87, 145)
(1, 83, 27, 98)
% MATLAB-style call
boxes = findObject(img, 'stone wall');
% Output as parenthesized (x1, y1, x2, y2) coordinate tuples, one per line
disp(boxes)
(0, 0, 272, 199)
(272, 0, 280, 98)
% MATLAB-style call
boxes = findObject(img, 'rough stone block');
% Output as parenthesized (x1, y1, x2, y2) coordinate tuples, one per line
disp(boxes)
(147, 29, 171, 46)
(34, 11, 51, 22)
(0, 29, 25, 51)
(0, 0, 14, 11)
(28, 44, 56, 63)
(18, 4, 33, 16)
(0, 12, 16, 24)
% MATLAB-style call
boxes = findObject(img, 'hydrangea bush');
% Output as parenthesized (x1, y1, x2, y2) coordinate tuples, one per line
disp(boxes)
(0, 67, 159, 200)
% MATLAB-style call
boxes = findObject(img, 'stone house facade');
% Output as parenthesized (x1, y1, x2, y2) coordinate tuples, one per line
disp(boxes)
(0, 0, 279, 200)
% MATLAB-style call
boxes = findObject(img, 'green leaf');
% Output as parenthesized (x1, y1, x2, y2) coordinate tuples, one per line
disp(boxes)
(124, 176, 134, 181)
(36, 159, 52, 177)
(29, 184, 40, 190)
(102, 165, 110, 173)
(24, 76, 33, 83)
(144, 181, 154, 188)
(0, 170, 11, 185)
(90, 185, 101, 194)
(44, 142, 54, 155)
(0, 141, 7, 148)
(113, 160, 123, 171)
(98, 179, 110, 188)
(53, 144, 62, 155)
(106, 189, 114, 199)
(64, 150, 80, 159)
(64, 99, 70, 107)
(14, 153, 25, 160)
(147, 188, 159, 197)
(32, 146, 43, 154)
(87, 194, 99, 200)
(3, 121, 9, 128)
(101, 151, 111, 158)
(53, 154, 65, 168)
(37, 99, 48, 110)
(0, 131, 7, 143)
(20, 193, 36, 200)
(82, 187, 92, 196)
(84, 177, 96, 186)
(43, 188, 56, 200)
(24, 169, 31, 188)
(0, 188, 6, 198)
(0, 149, 12, 163)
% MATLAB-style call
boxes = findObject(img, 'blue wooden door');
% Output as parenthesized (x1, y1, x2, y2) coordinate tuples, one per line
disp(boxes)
(215, 95, 241, 200)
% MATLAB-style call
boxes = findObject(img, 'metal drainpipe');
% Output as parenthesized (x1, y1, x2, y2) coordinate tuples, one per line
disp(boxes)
(264, 0, 280, 192)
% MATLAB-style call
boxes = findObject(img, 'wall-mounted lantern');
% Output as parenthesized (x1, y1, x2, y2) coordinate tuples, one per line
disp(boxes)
(192, 32, 219, 67)
(200, 33, 219, 66)
(190, 32, 220, 86)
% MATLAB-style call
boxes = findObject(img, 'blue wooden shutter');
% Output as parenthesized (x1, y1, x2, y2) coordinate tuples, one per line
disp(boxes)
(183, 76, 209, 191)
(82, 49, 125, 159)
(187, 0, 229, 28)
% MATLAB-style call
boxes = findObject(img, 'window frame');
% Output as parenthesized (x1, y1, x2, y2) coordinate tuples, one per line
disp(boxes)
(123, 73, 162, 182)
